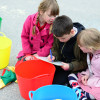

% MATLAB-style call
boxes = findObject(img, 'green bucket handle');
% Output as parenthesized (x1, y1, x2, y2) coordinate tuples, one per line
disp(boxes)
(0, 17, 2, 29)
(0, 32, 6, 37)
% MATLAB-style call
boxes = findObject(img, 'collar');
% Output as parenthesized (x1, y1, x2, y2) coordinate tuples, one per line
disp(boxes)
(37, 21, 47, 31)
(93, 50, 100, 55)
(73, 27, 78, 36)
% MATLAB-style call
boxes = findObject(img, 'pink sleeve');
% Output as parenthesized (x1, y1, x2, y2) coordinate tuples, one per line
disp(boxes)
(37, 33, 54, 57)
(80, 69, 90, 76)
(21, 16, 32, 55)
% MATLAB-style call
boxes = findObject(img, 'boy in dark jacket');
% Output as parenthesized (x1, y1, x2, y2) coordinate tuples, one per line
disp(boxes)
(48, 15, 87, 85)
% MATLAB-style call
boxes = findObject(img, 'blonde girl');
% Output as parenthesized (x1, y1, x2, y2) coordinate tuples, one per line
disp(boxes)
(68, 28, 100, 100)
(16, 0, 59, 62)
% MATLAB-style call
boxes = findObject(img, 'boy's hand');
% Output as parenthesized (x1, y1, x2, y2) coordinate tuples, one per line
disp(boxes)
(60, 62, 69, 70)
(81, 75, 89, 85)
(47, 55, 55, 62)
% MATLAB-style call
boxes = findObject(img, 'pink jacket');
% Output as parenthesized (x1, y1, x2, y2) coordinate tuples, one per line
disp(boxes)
(78, 50, 100, 99)
(17, 12, 53, 58)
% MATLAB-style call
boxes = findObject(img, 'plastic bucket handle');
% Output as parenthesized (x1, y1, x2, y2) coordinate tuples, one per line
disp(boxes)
(29, 91, 35, 100)
(21, 55, 38, 62)
(73, 88, 81, 100)
(0, 32, 6, 37)
(32, 74, 50, 79)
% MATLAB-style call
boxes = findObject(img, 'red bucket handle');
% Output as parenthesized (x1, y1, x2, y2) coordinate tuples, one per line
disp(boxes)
(21, 55, 38, 62)
(33, 74, 50, 79)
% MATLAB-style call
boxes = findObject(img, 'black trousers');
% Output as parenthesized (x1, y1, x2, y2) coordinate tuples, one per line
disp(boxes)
(53, 65, 71, 85)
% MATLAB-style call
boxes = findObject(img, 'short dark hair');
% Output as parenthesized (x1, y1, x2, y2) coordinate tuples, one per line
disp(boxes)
(52, 15, 73, 37)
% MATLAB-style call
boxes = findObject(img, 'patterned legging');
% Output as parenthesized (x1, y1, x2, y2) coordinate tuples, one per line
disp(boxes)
(68, 73, 95, 100)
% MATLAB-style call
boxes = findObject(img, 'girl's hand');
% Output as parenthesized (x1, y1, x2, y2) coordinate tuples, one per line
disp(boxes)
(60, 62, 70, 70)
(81, 75, 89, 85)
(47, 55, 55, 62)
(33, 53, 38, 57)
(25, 55, 34, 61)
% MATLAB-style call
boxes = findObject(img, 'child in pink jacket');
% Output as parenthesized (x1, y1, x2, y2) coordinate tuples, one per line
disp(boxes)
(17, 0, 59, 61)
(68, 28, 100, 100)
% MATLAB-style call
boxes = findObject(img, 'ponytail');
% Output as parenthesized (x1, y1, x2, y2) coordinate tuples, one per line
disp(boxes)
(32, 14, 39, 35)
(49, 24, 52, 34)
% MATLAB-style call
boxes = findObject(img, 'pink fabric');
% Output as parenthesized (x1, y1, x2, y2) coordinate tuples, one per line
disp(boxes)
(77, 50, 100, 99)
(78, 75, 100, 100)
(17, 12, 53, 58)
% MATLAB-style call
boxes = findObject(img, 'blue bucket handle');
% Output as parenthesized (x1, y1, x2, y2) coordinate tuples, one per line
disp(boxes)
(29, 91, 35, 100)
(73, 88, 81, 100)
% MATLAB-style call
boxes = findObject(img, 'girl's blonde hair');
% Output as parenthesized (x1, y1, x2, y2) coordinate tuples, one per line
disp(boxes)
(32, 0, 59, 35)
(77, 28, 100, 51)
